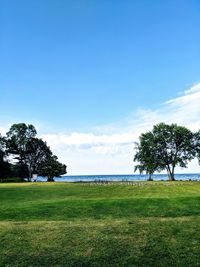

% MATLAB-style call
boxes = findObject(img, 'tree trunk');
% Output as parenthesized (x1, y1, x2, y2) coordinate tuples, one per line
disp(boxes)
(169, 173, 175, 181)
(28, 169, 32, 182)
(167, 165, 175, 181)
(47, 176, 54, 182)
(167, 166, 171, 181)
(169, 171, 175, 181)
(148, 173, 153, 181)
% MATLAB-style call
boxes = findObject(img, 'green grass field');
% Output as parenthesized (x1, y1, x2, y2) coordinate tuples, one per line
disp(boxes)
(0, 181, 200, 267)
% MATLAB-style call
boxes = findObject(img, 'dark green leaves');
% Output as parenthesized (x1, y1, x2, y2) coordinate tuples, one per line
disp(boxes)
(134, 123, 197, 180)
(1, 123, 66, 181)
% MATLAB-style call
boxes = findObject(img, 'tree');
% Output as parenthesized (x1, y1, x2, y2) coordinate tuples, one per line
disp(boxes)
(134, 131, 160, 181)
(0, 134, 11, 180)
(6, 123, 37, 181)
(24, 137, 52, 179)
(38, 155, 66, 182)
(134, 123, 196, 181)
(4, 123, 67, 182)
(153, 123, 195, 180)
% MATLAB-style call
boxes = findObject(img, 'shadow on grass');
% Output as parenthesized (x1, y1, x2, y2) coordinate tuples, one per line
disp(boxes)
(1, 196, 200, 221)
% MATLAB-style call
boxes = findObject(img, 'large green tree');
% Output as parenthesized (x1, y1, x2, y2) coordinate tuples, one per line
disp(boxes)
(5, 123, 67, 182)
(6, 123, 37, 181)
(153, 123, 196, 180)
(134, 123, 196, 181)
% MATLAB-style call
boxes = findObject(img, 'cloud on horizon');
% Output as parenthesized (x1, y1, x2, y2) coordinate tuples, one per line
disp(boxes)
(1, 83, 200, 174)
(41, 83, 200, 174)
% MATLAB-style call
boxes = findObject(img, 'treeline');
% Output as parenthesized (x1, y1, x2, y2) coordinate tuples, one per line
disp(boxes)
(134, 123, 200, 181)
(0, 123, 66, 182)
(1, 122, 200, 182)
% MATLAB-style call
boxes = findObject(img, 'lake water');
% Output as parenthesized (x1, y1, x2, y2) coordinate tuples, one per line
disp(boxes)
(37, 173, 200, 182)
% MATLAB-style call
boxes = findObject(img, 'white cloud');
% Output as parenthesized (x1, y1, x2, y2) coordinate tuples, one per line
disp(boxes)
(40, 83, 200, 175)
(1, 83, 200, 174)
(164, 83, 200, 131)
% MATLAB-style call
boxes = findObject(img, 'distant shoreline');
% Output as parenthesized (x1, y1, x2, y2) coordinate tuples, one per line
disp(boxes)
(36, 173, 200, 182)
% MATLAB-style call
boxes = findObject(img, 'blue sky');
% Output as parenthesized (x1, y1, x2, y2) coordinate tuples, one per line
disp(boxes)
(1, 1, 200, 174)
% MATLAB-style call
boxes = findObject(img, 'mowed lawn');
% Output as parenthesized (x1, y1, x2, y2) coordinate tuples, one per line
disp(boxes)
(0, 182, 200, 267)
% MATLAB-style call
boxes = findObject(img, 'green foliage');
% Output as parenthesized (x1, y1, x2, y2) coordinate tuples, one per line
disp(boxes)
(0, 134, 11, 179)
(3, 123, 66, 181)
(10, 162, 29, 180)
(6, 123, 37, 160)
(6, 123, 37, 180)
(38, 155, 67, 181)
(25, 137, 52, 177)
(0, 159, 11, 180)
(195, 130, 200, 164)
(134, 131, 159, 180)
(134, 123, 196, 180)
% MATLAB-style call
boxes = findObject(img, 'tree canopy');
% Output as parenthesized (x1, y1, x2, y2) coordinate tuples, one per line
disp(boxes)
(134, 131, 159, 181)
(24, 137, 52, 180)
(38, 155, 66, 182)
(134, 123, 197, 181)
(0, 123, 67, 181)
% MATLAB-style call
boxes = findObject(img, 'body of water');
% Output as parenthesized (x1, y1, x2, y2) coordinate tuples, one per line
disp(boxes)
(37, 173, 200, 182)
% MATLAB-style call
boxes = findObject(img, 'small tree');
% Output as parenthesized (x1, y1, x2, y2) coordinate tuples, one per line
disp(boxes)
(38, 155, 66, 182)
(134, 131, 160, 180)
